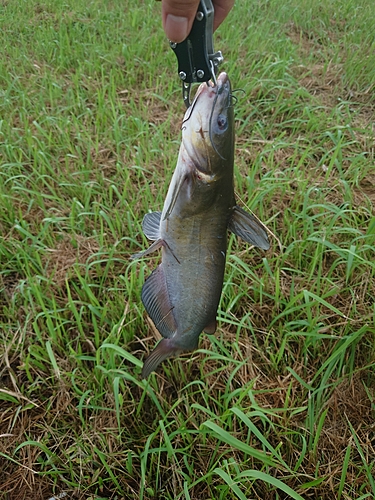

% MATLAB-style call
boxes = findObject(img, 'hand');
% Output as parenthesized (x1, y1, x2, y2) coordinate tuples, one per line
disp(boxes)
(161, 0, 234, 43)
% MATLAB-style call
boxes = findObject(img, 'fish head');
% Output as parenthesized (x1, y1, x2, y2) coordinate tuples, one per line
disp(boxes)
(182, 72, 234, 177)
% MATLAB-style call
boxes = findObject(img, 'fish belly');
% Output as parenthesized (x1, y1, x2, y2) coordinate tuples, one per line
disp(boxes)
(161, 215, 227, 349)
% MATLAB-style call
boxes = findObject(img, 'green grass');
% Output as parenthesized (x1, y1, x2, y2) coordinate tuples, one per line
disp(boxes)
(1, 0, 374, 499)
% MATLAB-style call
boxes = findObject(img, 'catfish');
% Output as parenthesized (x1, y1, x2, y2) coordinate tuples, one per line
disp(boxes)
(132, 72, 269, 378)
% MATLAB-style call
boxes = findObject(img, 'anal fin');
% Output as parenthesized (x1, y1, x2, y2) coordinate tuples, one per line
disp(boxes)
(141, 265, 177, 338)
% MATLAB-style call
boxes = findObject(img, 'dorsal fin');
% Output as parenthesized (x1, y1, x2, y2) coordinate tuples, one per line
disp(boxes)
(228, 206, 270, 250)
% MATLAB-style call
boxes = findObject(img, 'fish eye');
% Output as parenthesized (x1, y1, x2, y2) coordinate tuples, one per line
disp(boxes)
(216, 113, 228, 132)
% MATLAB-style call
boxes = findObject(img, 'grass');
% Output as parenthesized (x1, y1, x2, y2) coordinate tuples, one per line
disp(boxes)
(0, 0, 374, 498)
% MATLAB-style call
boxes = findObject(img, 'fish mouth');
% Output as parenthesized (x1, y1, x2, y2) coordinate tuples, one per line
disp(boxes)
(181, 71, 232, 172)
(194, 72, 230, 101)
(183, 72, 231, 124)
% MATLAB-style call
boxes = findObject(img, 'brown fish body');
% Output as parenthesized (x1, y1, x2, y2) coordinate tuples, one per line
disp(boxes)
(132, 73, 269, 377)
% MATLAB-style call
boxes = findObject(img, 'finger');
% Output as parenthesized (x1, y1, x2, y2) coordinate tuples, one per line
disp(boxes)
(213, 0, 235, 31)
(162, 0, 200, 43)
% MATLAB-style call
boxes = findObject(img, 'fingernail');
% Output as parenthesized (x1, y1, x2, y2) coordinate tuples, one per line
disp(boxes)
(165, 14, 189, 43)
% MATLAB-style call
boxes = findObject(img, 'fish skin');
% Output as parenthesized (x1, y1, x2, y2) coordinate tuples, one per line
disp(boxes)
(132, 73, 270, 378)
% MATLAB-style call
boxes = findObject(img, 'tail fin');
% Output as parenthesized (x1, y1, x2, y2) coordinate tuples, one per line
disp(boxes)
(141, 339, 181, 379)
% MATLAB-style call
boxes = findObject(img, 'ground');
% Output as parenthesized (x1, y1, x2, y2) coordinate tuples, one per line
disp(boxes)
(0, 0, 374, 499)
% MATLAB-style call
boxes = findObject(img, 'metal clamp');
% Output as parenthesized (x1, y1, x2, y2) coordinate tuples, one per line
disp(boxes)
(170, 0, 224, 107)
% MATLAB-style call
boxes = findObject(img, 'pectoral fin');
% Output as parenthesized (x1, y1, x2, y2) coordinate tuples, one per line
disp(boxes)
(142, 211, 161, 240)
(130, 239, 163, 260)
(229, 206, 270, 250)
(142, 338, 181, 378)
(131, 212, 163, 259)
(163, 173, 188, 220)
(141, 265, 177, 338)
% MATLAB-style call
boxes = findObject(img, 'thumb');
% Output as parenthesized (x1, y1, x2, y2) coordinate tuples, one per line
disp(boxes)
(161, 0, 201, 43)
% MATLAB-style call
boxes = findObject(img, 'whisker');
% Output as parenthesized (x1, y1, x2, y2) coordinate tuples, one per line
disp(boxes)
(227, 88, 245, 109)
(232, 88, 246, 95)
(182, 100, 198, 125)
(228, 94, 238, 107)
(181, 84, 202, 125)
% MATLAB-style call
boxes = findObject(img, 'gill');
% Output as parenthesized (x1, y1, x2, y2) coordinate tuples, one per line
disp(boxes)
(197, 111, 212, 175)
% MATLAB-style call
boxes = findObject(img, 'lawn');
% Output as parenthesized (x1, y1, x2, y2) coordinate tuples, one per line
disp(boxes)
(0, 0, 374, 499)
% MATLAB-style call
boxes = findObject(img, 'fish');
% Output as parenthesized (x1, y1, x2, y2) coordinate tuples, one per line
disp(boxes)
(132, 72, 270, 378)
